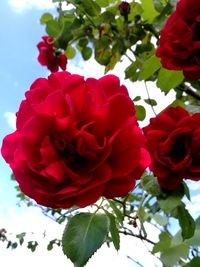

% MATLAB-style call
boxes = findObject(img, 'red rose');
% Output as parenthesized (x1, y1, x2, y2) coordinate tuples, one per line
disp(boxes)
(156, 0, 200, 80)
(143, 106, 200, 190)
(37, 36, 67, 72)
(1, 72, 150, 208)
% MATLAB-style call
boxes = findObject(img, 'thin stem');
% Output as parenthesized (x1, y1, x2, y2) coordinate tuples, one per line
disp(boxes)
(124, 53, 134, 63)
(127, 256, 144, 267)
(136, 193, 149, 238)
(144, 81, 157, 116)
(119, 230, 156, 245)
(129, 47, 136, 57)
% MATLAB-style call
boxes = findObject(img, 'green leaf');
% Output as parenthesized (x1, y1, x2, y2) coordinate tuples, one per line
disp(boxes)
(176, 204, 195, 240)
(95, 37, 112, 66)
(47, 239, 60, 251)
(135, 105, 146, 121)
(96, 0, 108, 7)
(184, 257, 200, 267)
(153, 0, 165, 12)
(125, 60, 140, 82)
(16, 232, 26, 245)
(158, 195, 182, 214)
(138, 55, 161, 80)
(40, 13, 54, 24)
(62, 213, 109, 267)
(141, 175, 161, 196)
(182, 181, 191, 201)
(133, 96, 141, 102)
(106, 212, 120, 251)
(46, 20, 61, 38)
(171, 230, 183, 247)
(153, 232, 171, 254)
(11, 242, 18, 249)
(81, 0, 101, 17)
(185, 216, 200, 246)
(144, 98, 157, 106)
(105, 52, 120, 73)
(78, 38, 89, 48)
(27, 241, 38, 252)
(157, 68, 184, 93)
(141, 0, 159, 23)
(65, 45, 76, 59)
(153, 213, 168, 226)
(108, 200, 124, 224)
(161, 243, 189, 267)
(81, 47, 93, 60)
(99, 11, 115, 23)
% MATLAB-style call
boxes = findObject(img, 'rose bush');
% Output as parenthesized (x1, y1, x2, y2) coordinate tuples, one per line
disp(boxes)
(143, 106, 200, 190)
(37, 36, 67, 72)
(156, 0, 200, 80)
(1, 71, 150, 208)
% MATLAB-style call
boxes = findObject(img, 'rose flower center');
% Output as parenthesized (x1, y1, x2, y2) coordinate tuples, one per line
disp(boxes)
(167, 137, 189, 163)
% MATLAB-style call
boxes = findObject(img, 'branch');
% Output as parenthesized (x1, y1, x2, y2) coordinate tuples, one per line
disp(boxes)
(119, 230, 156, 245)
(177, 84, 200, 101)
(127, 256, 144, 267)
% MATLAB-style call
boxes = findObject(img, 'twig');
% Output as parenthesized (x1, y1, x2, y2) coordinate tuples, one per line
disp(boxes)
(144, 81, 157, 116)
(177, 84, 200, 101)
(119, 230, 156, 245)
(127, 256, 144, 267)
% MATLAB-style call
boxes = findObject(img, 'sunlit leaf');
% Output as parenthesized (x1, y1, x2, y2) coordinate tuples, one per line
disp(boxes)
(40, 13, 54, 24)
(135, 105, 146, 121)
(153, 232, 171, 253)
(157, 68, 184, 93)
(161, 243, 189, 267)
(139, 55, 161, 80)
(65, 45, 76, 59)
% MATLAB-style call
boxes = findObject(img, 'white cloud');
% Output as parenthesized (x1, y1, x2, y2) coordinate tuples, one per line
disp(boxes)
(4, 112, 16, 130)
(9, 0, 55, 13)
(186, 181, 200, 191)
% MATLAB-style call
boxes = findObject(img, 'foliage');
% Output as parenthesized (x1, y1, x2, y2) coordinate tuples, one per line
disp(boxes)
(1, 0, 200, 267)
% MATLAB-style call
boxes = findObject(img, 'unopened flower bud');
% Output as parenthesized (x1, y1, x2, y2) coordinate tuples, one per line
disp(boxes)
(118, 1, 131, 16)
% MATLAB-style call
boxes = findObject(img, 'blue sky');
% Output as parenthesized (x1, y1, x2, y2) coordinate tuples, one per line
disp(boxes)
(0, 1, 199, 266)
(0, 0, 50, 212)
